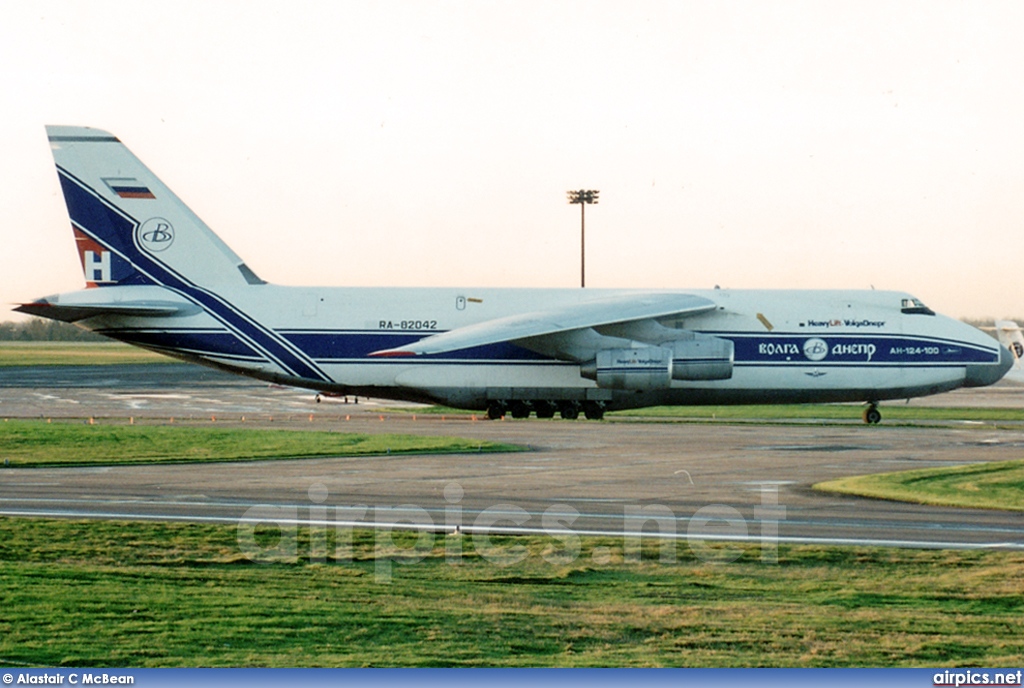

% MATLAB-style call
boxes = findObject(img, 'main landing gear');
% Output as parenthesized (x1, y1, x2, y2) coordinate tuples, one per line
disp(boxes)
(862, 403, 882, 425)
(486, 400, 605, 421)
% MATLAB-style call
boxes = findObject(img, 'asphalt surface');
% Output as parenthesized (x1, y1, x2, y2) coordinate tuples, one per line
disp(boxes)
(2, 363, 1023, 550)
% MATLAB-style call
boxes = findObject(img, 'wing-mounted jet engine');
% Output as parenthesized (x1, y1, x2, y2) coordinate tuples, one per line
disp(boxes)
(580, 334, 734, 390)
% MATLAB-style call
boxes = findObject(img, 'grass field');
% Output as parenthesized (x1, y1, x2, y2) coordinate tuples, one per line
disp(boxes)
(0, 517, 1021, 667)
(2, 404, 1022, 666)
(815, 459, 1024, 511)
(0, 342, 170, 366)
(0, 420, 521, 467)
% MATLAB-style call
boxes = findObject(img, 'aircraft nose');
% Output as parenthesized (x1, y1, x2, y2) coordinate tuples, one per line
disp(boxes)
(964, 344, 1014, 387)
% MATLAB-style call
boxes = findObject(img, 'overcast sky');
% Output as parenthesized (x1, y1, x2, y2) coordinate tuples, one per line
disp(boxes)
(3, 0, 1024, 321)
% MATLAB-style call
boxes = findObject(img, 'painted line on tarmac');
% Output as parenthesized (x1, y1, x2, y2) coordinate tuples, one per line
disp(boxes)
(1, 506, 1022, 552)
(2, 497, 1024, 540)
(2, 496, 1023, 539)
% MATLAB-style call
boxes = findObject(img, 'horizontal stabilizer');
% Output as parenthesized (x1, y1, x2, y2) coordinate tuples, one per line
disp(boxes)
(15, 285, 199, 323)
(15, 299, 194, 323)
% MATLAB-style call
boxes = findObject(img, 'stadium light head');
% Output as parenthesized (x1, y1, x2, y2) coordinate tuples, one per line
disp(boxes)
(567, 189, 599, 205)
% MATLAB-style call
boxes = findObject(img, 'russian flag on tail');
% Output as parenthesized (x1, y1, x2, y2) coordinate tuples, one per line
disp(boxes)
(103, 177, 155, 199)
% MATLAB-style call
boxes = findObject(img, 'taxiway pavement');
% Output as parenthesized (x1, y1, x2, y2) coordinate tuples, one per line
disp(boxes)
(2, 364, 1023, 550)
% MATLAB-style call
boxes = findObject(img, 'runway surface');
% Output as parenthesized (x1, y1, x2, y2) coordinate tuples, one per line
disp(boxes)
(2, 364, 1023, 550)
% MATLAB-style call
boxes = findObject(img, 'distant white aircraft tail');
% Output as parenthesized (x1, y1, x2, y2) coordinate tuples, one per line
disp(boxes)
(994, 320, 1024, 365)
(46, 125, 265, 290)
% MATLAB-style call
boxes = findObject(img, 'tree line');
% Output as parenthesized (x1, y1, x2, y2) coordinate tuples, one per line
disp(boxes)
(0, 319, 106, 342)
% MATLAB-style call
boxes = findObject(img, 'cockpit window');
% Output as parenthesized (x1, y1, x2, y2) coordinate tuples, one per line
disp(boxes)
(901, 297, 935, 315)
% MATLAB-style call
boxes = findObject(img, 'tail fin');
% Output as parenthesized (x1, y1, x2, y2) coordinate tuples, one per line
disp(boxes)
(46, 126, 265, 290)
(994, 320, 1024, 365)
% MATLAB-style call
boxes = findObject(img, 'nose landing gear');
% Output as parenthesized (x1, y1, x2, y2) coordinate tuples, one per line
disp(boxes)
(862, 403, 881, 425)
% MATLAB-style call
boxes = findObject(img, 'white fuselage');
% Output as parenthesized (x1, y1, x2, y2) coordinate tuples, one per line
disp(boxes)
(73, 284, 1008, 411)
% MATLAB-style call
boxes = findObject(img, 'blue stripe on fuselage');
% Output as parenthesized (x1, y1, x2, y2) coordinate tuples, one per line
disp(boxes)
(94, 326, 997, 372)
(282, 330, 995, 368)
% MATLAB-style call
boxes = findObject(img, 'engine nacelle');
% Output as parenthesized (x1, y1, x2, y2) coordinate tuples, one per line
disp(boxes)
(580, 336, 734, 390)
(669, 335, 733, 380)
(580, 347, 673, 390)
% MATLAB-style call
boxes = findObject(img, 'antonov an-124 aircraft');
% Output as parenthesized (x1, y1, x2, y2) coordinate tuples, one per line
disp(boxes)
(17, 126, 1013, 422)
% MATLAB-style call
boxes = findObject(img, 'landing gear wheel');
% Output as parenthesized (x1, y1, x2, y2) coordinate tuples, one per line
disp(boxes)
(487, 402, 505, 420)
(583, 401, 606, 420)
(559, 402, 580, 420)
(510, 401, 532, 419)
(862, 404, 881, 425)
(315, 394, 322, 403)
(534, 401, 557, 419)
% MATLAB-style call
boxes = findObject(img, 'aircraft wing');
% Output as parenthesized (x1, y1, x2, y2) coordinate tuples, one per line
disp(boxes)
(370, 292, 717, 357)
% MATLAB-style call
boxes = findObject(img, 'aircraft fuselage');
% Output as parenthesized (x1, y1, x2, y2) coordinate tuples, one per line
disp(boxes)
(57, 283, 1008, 411)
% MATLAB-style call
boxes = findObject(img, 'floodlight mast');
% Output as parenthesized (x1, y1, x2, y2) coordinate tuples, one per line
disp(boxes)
(566, 189, 599, 288)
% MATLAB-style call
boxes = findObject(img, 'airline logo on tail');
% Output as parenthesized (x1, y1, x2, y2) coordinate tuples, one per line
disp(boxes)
(137, 218, 175, 252)
(991, 321, 1024, 384)
(994, 320, 1024, 362)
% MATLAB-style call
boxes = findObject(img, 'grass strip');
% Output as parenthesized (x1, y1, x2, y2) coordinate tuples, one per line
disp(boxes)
(611, 404, 1024, 422)
(0, 420, 521, 468)
(387, 404, 1024, 424)
(814, 459, 1024, 511)
(0, 342, 170, 366)
(0, 517, 1021, 667)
